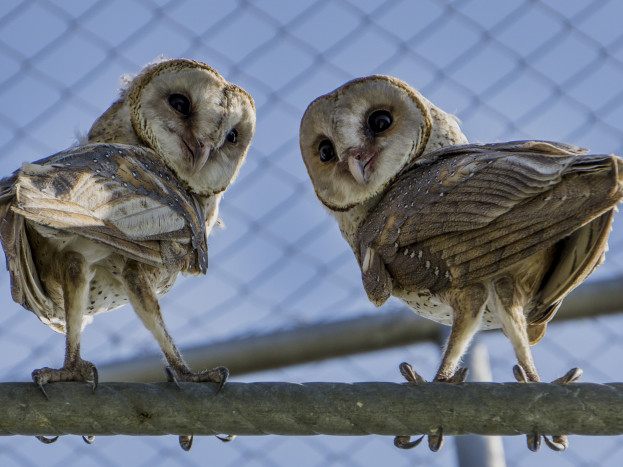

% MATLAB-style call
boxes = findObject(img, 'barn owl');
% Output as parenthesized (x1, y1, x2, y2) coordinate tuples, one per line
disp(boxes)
(300, 75, 623, 452)
(0, 58, 255, 448)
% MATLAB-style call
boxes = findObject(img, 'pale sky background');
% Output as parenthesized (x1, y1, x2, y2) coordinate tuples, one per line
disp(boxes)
(1, 1, 623, 466)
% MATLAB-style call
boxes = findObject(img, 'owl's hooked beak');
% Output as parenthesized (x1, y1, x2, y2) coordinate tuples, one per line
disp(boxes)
(347, 149, 376, 185)
(184, 138, 214, 173)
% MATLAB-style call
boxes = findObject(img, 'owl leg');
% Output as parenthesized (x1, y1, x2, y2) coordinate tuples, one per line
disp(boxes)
(121, 260, 229, 387)
(493, 277, 540, 380)
(395, 284, 487, 452)
(122, 260, 229, 452)
(32, 251, 98, 398)
(493, 276, 581, 452)
(435, 283, 488, 382)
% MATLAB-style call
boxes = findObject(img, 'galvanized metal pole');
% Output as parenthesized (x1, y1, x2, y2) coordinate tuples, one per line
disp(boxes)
(1, 381, 623, 437)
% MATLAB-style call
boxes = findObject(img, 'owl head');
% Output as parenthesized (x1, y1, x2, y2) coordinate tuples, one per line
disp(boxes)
(299, 75, 466, 212)
(89, 58, 256, 197)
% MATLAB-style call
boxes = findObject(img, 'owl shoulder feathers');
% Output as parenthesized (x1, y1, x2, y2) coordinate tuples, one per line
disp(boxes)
(357, 141, 622, 310)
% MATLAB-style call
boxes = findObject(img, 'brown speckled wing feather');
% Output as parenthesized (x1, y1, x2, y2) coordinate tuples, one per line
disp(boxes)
(0, 175, 53, 313)
(3, 143, 208, 275)
(358, 141, 623, 309)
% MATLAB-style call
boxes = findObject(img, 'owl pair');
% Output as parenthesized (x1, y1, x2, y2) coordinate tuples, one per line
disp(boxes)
(1, 60, 622, 453)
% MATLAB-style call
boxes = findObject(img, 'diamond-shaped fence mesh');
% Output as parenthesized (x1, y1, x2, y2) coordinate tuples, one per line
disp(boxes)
(1, 1, 623, 466)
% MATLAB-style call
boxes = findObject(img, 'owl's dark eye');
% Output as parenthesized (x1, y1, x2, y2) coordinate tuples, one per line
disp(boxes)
(168, 93, 191, 116)
(318, 139, 336, 162)
(227, 128, 238, 144)
(367, 110, 393, 134)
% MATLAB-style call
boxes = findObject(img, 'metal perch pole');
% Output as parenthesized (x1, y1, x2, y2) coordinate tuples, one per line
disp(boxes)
(1, 381, 623, 438)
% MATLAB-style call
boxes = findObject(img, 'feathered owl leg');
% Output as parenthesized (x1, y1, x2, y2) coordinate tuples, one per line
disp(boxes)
(32, 251, 98, 398)
(121, 260, 229, 386)
(435, 283, 488, 382)
(395, 284, 487, 452)
(122, 260, 229, 452)
(493, 276, 581, 452)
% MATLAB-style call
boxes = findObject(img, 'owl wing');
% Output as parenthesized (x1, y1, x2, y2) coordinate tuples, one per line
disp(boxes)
(2, 143, 208, 276)
(358, 141, 622, 314)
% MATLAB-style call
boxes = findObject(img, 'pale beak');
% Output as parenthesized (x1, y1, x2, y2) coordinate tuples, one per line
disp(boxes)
(186, 138, 214, 173)
(348, 156, 366, 185)
(347, 149, 376, 185)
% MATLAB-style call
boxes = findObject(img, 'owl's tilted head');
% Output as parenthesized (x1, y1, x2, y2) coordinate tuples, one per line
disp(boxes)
(88, 58, 256, 197)
(299, 75, 466, 212)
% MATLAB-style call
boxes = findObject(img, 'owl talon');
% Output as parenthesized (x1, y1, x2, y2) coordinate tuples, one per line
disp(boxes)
(165, 366, 229, 391)
(90, 367, 98, 392)
(35, 435, 59, 444)
(437, 367, 468, 384)
(179, 435, 193, 451)
(538, 369, 578, 451)
(512, 364, 528, 383)
(399, 362, 426, 384)
(165, 367, 181, 389)
(32, 360, 98, 396)
(518, 368, 578, 451)
(216, 434, 236, 442)
(553, 367, 582, 384)
(215, 366, 230, 393)
(428, 431, 444, 452)
(394, 432, 444, 452)
(527, 432, 541, 452)
(394, 435, 424, 449)
(395, 364, 450, 452)
(33, 375, 50, 400)
(82, 435, 95, 444)
(544, 435, 568, 451)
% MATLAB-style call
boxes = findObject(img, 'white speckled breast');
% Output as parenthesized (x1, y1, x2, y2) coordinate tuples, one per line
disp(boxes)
(394, 289, 503, 330)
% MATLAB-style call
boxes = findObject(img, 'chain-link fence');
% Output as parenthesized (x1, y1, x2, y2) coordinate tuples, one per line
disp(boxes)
(1, 1, 623, 466)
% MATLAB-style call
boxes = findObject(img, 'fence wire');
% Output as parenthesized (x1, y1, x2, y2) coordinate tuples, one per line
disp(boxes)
(1, 1, 623, 466)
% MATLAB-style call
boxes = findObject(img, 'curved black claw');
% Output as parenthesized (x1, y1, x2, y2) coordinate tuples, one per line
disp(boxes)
(399, 362, 426, 384)
(33, 374, 50, 400)
(527, 432, 568, 452)
(215, 366, 229, 394)
(517, 366, 579, 452)
(90, 367, 99, 393)
(542, 368, 579, 451)
(544, 435, 568, 451)
(35, 435, 59, 444)
(445, 367, 468, 384)
(179, 435, 193, 451)
(527, 432, 541, 452)
(513, 364, 528, 383)
(394, 435, 424, 449)
(165, 367, 181, 389)
(428, 431, 444, 452)
(82, 435, 95, 444)
(216, 434, 236, 443)
(553, 368, 582, 384)
(395, 363, 468, 453)
(527, 432, 569, 452)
